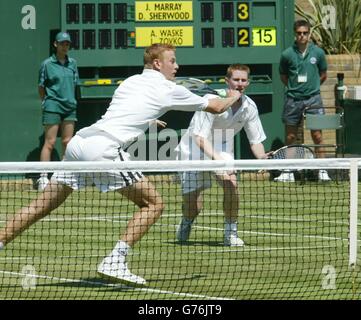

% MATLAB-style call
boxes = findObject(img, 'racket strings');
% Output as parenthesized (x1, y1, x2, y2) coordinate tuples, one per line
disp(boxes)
(273, 146, 315, 160)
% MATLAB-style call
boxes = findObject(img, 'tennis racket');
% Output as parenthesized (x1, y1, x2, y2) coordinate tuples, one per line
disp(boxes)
(175, 77, 226, 97)
(270, 145, 315, 183)
(271, 145, 315, 160)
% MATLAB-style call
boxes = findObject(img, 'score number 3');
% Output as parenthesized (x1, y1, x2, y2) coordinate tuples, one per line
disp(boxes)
(237, 2, 249, 21)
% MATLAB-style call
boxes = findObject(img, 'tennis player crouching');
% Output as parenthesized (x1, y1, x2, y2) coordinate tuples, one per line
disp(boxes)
(175, 64, 272, 247)
(0, 43, 241, 286)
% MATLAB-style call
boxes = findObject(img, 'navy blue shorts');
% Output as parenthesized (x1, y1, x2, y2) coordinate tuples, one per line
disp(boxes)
(282, 94, 324, 126)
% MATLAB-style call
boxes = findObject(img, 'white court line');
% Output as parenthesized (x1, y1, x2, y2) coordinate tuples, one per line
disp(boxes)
(187, 244, 340, 255)
(180, 211, 356, 226)
(0, 245, 339, 261)
(0, 242, 341, 262)
(0, 254, 104, 261)
(1, 210, 356, 226)
(1, 212, 353, 243)
(48, 211, 358, 226)
(155, 223, 351, 242)
(0, 270, 233, 300)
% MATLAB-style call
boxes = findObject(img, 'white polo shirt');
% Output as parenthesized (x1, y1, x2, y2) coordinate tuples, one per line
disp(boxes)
(176, 94, 266, 160)
(77, 69, 209, 146)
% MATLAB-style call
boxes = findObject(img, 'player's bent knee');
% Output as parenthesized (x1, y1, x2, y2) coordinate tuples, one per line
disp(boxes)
(62, 138, 72, 147)
(144, 195, 164, 216)
(44, 140, 56, 149)
(286, 134, 297, 144)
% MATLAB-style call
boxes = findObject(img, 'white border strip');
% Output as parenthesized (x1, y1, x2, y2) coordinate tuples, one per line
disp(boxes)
(349, 159, 359, 267)
(0, 158, 360, 173)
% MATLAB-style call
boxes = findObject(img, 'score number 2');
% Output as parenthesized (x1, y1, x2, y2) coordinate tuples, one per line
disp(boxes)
(238, 28, 250, 46)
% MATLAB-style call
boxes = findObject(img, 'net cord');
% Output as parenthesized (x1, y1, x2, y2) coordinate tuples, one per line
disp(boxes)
(0, 158, 360, 173)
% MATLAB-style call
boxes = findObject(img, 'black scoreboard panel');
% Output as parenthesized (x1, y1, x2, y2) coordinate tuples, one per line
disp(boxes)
(61, 0, 294, 67)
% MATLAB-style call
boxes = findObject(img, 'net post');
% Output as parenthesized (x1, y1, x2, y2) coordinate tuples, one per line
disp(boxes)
(348, 159, 358, 268)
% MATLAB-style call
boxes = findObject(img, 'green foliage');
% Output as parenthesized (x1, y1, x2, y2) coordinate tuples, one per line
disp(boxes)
(295, 0, 361, 54)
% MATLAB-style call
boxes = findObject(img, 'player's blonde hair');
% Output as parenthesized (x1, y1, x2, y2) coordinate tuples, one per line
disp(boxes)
(225, 64, 250, 79)
(143, 43, 176, 68)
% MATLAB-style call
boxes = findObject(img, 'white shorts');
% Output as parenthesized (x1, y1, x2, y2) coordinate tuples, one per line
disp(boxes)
(178, 152, 235, 194)
(180, 171, 213, 194)
(52, 130, 143, 192)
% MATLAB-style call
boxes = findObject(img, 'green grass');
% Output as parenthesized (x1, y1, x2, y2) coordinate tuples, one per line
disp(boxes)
(0, 174, 360, 300)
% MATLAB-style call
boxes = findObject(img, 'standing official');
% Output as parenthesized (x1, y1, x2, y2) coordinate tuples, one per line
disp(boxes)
(38, 31, 79, 190)
(276, 20, 330, 182)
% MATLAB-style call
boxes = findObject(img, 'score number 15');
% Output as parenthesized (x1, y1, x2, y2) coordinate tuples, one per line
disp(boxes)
(238, 27, 277, 47)
(252, 27, 277, 46)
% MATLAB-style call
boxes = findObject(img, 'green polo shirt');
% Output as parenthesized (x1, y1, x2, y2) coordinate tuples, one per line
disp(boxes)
(279, 42, 327, 99)
(39, 54, 79, 114)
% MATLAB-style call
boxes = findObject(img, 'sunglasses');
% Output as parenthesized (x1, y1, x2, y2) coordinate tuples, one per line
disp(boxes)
(296, 31, 309, 35)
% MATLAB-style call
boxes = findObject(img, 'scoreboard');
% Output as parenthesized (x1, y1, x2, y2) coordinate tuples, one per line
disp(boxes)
(61, 0, 294, 67)
(60, 0, 295, 158)
(0, 0, 295, 161)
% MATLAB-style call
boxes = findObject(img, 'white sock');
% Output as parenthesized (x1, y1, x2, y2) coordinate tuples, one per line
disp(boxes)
(111, 240, 130, 257)
(225, 220, 238, 238)
(0, 242, 4, 250)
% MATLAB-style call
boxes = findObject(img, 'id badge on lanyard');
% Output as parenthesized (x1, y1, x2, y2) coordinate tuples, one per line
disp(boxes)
(297, 74, 307, 83)
(297, 50, 308, 83)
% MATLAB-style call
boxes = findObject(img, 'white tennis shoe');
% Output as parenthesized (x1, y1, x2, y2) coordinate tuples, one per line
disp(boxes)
(37, 176, 49, 191)
(176, 218, 193, 242)
(273, 172, 295, 182)
(224, 235, 245, 247)
(318, 170, 331, 181)
(97, 255, 146, 286)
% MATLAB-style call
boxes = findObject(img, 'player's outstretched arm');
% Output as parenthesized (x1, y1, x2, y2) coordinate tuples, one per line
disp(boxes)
(204, 89, 241, 114)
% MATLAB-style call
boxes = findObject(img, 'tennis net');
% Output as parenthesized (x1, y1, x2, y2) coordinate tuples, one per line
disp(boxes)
(0, 158, 360, 300)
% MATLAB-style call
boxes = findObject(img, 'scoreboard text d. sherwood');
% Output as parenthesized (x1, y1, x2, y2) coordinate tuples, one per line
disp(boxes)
(136, 1, 193, 22)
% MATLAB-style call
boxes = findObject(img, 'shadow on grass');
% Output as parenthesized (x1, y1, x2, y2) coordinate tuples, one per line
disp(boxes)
(0, 277, 134, 292)
(0, 274, 208, 292)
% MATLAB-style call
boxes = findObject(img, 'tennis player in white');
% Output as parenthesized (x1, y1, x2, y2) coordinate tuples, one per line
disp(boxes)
(175, 64, 271, 246)
(0, 44, 241, 286)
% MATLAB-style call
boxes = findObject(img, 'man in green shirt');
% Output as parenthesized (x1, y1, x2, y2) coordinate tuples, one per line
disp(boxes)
(276, 20, 330, 182)
(38, 32, 79, 190)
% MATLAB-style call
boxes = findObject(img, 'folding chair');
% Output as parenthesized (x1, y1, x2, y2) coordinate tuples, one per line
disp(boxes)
(303, 106, 345, 158)
(302, 106, 346, 182)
